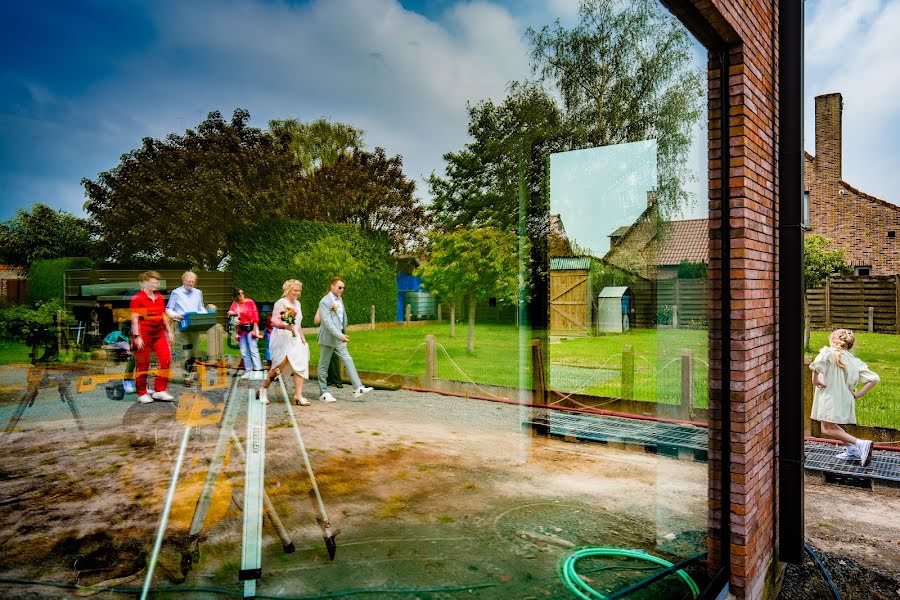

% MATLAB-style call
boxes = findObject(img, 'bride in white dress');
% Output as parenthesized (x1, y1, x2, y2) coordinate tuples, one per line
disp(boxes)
(260, 279, 310, 405)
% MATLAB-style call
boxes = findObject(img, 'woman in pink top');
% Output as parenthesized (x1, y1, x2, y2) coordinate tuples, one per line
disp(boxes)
(227, 288, 262, 378)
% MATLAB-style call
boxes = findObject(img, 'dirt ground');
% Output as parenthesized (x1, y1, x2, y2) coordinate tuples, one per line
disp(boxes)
(0, 362, 898, 599)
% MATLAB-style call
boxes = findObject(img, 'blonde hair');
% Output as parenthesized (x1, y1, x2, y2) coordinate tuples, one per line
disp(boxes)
(829, 328, 855, 369)
(282, 279, 302, 297)
(138, 271, 160, 283)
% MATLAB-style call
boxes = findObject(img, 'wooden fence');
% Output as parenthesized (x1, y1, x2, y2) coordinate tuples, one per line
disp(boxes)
(631, 278, 707, 327)
(807, 275, 900, 333)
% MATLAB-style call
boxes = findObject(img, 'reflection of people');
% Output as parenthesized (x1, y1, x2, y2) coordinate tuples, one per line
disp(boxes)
(228, 288, 262, 378)
(131, 271, 174, 403)
(165, 271, 207, 384)
(259, 280, 310, 405)
(314, 307, 343, 388)
(317, 277, 372, 403)
(810, 328, 880, 466)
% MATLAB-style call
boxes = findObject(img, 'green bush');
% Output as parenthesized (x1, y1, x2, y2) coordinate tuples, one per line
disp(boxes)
(230, 221, 396, 325)
(0, 298, 74, 345)
(27, 257, 94, 305)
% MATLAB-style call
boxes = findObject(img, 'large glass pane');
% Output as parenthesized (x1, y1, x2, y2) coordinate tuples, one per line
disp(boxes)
(0, 2, 718, 599)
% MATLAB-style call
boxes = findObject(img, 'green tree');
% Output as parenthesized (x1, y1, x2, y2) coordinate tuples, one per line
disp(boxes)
(415, 228, 519, 353)
(268, 118, 365, 175)
(0, 204, 94, 272)
(429, 0, 703, 230)
(428, 82, 562, 232)
(83, 109, 300, 270)
(294, 148, 429, 252)
(804, 234, 851, 348)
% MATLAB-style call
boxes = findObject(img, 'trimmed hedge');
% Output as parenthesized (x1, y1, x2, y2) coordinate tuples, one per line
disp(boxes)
(230, 221, 396, 325)
(27, 257, 94, 306)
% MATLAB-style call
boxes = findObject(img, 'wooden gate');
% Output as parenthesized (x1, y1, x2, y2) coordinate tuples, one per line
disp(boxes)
(550, 268, 591, 334)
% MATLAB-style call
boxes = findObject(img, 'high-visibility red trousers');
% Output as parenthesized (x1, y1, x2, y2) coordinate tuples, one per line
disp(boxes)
(134, 333, 171, 396)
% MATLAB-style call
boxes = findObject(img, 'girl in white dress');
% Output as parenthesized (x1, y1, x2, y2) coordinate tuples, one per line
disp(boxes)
(259, 279, 310, 406)
(809, 329, 880, 465)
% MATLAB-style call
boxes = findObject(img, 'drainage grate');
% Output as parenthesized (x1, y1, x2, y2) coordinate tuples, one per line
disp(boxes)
(527, 411, 900, 484)
(532, 411, 708, 459)
(804, 442, 900, 484)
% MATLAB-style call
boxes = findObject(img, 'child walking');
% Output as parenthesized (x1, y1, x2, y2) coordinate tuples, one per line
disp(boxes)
(809, 329, 880, 466)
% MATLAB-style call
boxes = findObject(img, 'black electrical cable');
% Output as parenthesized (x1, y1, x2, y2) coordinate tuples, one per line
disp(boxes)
(804, 543, 842, 600)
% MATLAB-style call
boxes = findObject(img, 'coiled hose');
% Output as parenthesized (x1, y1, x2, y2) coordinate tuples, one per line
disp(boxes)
(561, 547, 700, 599)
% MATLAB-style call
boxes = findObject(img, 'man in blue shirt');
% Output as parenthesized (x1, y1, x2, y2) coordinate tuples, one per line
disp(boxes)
(166, 271, 207, 384)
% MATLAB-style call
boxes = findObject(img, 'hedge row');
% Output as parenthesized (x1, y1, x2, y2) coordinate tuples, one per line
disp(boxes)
(230, 220, 396, 325)
(28, 257, 94, 305)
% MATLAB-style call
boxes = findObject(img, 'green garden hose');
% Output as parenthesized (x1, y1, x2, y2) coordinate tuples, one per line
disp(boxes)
(561, 548, 700, 600)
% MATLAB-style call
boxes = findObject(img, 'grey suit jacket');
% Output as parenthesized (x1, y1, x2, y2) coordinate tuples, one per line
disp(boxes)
(318, 293, 348, 347)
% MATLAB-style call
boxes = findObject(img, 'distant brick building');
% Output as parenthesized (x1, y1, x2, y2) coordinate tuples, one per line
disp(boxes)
(805, 93, 900, 275)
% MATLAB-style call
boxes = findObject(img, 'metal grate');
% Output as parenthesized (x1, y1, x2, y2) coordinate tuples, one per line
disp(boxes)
(528, 410, 900, 484)
(532, 410, 708, 459)
(804, 442, 900, 484)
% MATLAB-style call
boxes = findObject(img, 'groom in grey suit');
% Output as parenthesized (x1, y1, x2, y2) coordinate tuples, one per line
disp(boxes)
(317, 277, 373, 402)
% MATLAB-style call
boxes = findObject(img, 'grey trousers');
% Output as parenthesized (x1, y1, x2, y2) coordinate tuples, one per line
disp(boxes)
(318, 343, 362, 394)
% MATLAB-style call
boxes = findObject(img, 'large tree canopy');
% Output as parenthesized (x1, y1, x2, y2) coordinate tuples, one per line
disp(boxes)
(84, 111, 428, 267)
(0, 203, 94, 271)
(268, 118, 365, 176)
(294, 147, 430, 253)
(83, 109, 300, 270)
(429, 0, 704, 231)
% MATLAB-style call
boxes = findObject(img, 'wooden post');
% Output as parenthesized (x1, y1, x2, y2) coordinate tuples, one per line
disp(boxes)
(672, 305, 679, 329)
(622, 344, 634, 400)
(868, 306, 874, 333)
(370, 304, 376, 331)
(424, 334, 436, 387)
(681, 349, 693, 419)
(207, 324, 224, 362)
(825, 278, 831, 329)
(405, 303, 411, 325)
(531, 339, 548, 435)
(437, 303, 442, 322)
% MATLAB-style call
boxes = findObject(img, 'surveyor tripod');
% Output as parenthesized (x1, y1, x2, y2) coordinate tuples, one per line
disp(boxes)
(139, 364, 338, 599)
(1, 362, 84, 443)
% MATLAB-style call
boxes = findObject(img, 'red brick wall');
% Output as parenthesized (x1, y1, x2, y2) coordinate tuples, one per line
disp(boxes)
(805, 93, 900, 275)
(694, 1, 779, 598)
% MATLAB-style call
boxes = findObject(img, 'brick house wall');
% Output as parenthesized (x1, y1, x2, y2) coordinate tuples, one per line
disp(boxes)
(673, 1, 780, 598)
(804, 92, 900, 275)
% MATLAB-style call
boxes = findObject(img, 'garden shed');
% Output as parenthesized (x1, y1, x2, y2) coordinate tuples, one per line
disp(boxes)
(549, 257, 592, 335)
(597, 286, 633, 333)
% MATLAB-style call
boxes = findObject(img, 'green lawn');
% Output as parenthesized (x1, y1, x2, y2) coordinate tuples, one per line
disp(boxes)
(2, 326, 896, 428)
(549, 328, 709, 408)
(807, 331, 899, 429)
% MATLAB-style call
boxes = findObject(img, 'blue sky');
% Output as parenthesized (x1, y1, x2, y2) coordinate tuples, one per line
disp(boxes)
(2, 0, 899, 223)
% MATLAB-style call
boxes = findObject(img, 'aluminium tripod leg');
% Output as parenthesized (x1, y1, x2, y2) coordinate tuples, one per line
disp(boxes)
(273, 372, 339, 560)
(1, 385, 39, 441)
(140, 424, 192, 600)
(189, 373, 242, 537)
(240, 386, 266, 598)
(59, 379, 86, 431)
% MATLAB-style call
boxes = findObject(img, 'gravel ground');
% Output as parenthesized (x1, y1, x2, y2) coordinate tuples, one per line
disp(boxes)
(778, 544, 900, 600)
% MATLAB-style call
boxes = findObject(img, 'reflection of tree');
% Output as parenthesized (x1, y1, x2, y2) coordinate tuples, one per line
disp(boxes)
(429, 0, 704, 233)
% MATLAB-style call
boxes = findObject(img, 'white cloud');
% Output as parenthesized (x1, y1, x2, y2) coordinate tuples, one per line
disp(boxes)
(82, 0, 532, 196)
(805, 0, 881, 67)
(806, 0, 900, 203)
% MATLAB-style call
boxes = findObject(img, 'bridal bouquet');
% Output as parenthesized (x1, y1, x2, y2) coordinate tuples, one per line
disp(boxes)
(281, 307, 297, 337)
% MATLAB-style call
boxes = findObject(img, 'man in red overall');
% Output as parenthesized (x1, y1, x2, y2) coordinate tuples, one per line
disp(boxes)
(130, 271, 175, 403)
